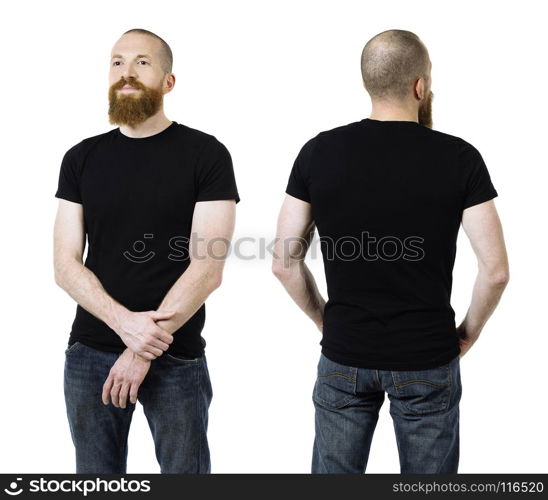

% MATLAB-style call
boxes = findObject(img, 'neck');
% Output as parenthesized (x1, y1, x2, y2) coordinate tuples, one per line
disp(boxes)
(118, 111, 172, 138)
(369, 99, 418, 123)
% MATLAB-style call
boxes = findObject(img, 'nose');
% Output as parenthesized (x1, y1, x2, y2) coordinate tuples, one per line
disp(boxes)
(121, 61, 139, 80)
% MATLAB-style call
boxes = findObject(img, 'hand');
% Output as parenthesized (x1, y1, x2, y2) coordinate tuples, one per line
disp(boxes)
(102, 348, 151, 408)
(456, 323, 480, 358)
(114, 309, 176, 360)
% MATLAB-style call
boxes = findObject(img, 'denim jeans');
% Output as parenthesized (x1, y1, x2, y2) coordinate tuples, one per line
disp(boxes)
(312, 353, 461, 473)
(64, 341, 213, 473)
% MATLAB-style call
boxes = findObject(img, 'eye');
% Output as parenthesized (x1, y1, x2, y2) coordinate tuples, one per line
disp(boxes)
(112, 61, 121, 66)
(138, 60, 149, 65)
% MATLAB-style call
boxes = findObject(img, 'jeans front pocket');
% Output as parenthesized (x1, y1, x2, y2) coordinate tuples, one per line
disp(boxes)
(164, 352, 201, 365)
(64, 341, 83, 356)
(313, 353, 358, 409)
(391, 358, 455, 416)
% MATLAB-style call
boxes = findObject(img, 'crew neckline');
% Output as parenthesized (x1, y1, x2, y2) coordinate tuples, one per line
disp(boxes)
(115, 120, 178, 141)
(362, 118, 420, 125)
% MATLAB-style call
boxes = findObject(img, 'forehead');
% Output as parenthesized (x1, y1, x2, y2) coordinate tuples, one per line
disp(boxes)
(111, 34, 160, 58)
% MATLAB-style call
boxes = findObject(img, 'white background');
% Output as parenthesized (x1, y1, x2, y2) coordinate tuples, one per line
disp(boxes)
(1, 0, 546, 474)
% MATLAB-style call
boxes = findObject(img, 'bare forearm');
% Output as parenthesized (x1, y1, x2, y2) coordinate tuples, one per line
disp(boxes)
(55, 260, 128, 334)
(461, 268, 509, 337)
(275, 262, 325, 329)
(154, 263, 222, 335)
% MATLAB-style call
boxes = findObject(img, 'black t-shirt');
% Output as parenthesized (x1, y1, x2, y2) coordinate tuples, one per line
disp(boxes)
(286, 118, 498, 370)
(55, 121, 240, 356)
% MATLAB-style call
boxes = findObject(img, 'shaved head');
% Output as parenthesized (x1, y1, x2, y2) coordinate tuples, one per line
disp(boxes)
(361, 29, 430, 102)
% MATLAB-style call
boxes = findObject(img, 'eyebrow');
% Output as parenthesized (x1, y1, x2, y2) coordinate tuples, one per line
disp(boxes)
(111, 54, 152, 60)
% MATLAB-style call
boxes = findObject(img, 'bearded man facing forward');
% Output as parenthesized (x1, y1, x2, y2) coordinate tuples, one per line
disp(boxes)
(54, 28, 240, 473)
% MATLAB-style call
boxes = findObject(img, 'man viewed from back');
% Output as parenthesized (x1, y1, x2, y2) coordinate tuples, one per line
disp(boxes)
(272, 29, 508, 473)
(54, 28, 240, 473)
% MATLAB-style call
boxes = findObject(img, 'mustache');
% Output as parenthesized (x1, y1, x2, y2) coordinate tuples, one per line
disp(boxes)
(112, 78, 146, 91)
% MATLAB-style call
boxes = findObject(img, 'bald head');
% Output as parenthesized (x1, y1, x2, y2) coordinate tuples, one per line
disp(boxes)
(361, 29, 430, 102)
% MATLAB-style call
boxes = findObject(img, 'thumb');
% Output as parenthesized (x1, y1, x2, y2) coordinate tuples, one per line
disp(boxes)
(149, 310, 177, 320)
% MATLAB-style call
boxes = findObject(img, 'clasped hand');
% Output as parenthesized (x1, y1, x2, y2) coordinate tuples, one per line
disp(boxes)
(116, 309, 176, 360)
(103, 309, 176, 408)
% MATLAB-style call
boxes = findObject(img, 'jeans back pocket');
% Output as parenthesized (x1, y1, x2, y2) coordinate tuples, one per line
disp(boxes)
(313, 354, 358, 409)
(391, 358, 455, 416)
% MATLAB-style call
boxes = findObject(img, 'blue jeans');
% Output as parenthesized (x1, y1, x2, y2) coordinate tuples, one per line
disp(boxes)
(312, 353, 461, 473)
(64, 341, 213, 473)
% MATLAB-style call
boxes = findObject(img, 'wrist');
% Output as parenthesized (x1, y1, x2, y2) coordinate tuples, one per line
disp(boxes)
(124, 347, 151, 364)
(457, 321, 481, 340)
(108, 303, 130, 337)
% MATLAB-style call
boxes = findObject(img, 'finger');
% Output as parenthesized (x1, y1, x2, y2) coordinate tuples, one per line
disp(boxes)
(102, 375, 114, 405)
(153, 328, 174, 345)
(136, 352, 154, 362)
(151, 348, 163, 357)
(119, 382, 130, 409)
(149, 336, 171, 352)
(134, 345, 155, 360)
(148, 310, 177, 321)
(110, 381, 122, 408)
(141, 345, 162, 359)
(129, 383, 139, 405)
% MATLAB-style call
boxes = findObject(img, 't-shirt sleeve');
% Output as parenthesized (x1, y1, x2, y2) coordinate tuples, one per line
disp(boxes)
(195, 137, 240, 204)
(55, 145, 83, 204)
(459, 140, 498, 210)
(285, 138, 315, 203)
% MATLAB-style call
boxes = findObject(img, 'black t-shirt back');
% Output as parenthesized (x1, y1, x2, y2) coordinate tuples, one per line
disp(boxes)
(55, 121, 240, 356)
(286, 118, 498, 370)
